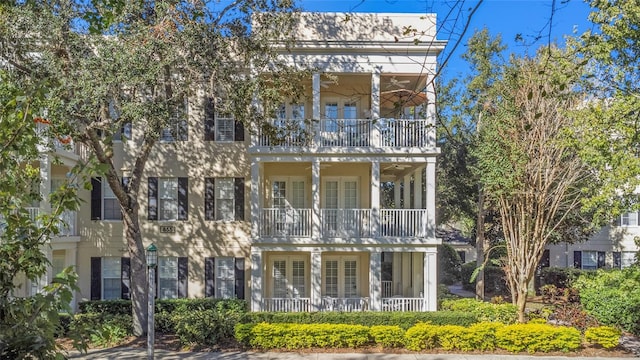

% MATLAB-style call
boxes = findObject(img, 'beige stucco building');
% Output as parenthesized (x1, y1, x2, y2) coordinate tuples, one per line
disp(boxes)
(22, 12, 449, 312)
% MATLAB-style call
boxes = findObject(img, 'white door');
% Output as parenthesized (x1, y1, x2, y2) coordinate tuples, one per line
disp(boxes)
(271, 256, 307, 298)
(323, 178, 359, 236)
(323, 256, 359, 298)
(271, 178, 307, 235)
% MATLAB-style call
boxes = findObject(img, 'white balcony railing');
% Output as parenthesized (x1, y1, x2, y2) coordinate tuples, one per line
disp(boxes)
(321, 297, 369, 312)
(57, 210, 77, 236)
(260, 208, 311, 237)
(381, 297, 424, 312)
(380, 209, 428, 237)
(321, 209, 371, 238)
(382, 281, 393, 298)
(264, 298, 311, 312)
(254, 118, 430, 148)
(26, 207, 40, 221)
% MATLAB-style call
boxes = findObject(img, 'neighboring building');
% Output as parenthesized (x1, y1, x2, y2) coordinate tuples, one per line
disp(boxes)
(544, 212, 639, 270)
(19, 12, 446, 312)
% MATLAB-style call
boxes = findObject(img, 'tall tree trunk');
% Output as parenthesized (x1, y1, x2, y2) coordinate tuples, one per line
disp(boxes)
(515, 287, 527, 323)
(124, 207, 148, 336)
(475, 188, 485, 300)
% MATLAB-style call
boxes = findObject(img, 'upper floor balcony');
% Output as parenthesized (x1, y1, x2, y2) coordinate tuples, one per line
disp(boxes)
(252, 118, 435, 153)
(0, 207, 78, 238)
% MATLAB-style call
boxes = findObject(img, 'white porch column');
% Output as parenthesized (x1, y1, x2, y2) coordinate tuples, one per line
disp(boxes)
(369, 250, 382, 311)
(312, 73, 321, 145)
(250, 248, 263, 311)
(423, 249, 438, 311)
(425, 74, 437, 146)
(370, 70, 381, 146)
(310, 250, 322, 311)
(393, 180, 401, 209)
(414, 166, 424, 209)
(403, 174, 411, 209)
(250, 161, 261, 238)
(371, 161, 380, 237)
(66, 247, 78, 310)
(311, 160, 321, 240)
(426, 159, 436, 237)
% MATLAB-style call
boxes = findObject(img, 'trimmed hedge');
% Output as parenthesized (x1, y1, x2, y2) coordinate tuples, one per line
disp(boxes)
(240, 311, 478, 329)
(78, 298, 248, 315)
(440, 298, 517, 324)
(495, 323, 581, 353)
(370, 325, 405, 348)
(584, 326, 621, 349)
(249, 323, 370, 349)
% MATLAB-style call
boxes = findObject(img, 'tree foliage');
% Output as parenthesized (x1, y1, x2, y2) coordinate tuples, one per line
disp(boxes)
(0, 72, 84, 359)
(473, 47, 600, 321)
(1, 0, 305, 336)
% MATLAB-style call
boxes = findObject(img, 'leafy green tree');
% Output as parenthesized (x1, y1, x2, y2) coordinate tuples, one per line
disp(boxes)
(1, 0, 305, 336)
(473, 48, 599, 322)
(569, 0, 640, 221)
(0, 72, 84, 359)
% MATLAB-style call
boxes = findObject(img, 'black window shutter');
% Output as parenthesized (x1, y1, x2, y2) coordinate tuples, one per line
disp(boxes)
(234, 120, 245, 142)
(613, 252, 622, 269)
(121, 177, 130, 219)
(205, 257, 215, 297)
(178, 177, 189, 221)
(235, 257, 245, 300)
(178, 257, 188, 298)
(614, 214, 621, 226)
(121, 257, 131, 300)
(573, 251, 582, 269)
(597, 251, 606, 268)
(91, 178, 102, 220)
(148, 177, 158, 220)
(91, 257, 102, 300)
(205, 178, 215, 220)
(540, 249, 550, 268)
(234, 177, 245, 221)
(204, 97, 215, 141)
(178, 119, 188, 141)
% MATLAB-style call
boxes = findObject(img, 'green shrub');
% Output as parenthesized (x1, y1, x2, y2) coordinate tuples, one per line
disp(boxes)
(78, 300, 131, 315)
(71, 313, 133, 336)
(172, 309, 242, 346)
(370, 325, 405, 348)
(495, 323, 581, 353)
(234, 323, 255, 347)
(460, 264, 510, 295)
(440, 298, 517, 324)
(404, 323, 439, 351)
(438, 244, 462, 285)
(465, 322, 504, 350)
(249, 323, 370, 349)
(241, 311, 477, 328)
(536, 267, 583, 291)
(89, 323, 128, 348)
(585, 326, 621, 349)
(437, 325, 467, 350)
(574, 267, 640, 335)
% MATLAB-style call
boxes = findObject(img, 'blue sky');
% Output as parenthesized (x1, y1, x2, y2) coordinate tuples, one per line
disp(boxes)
(297, 0, 595, 82)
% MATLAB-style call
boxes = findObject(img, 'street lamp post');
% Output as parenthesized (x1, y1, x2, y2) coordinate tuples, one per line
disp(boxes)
(146, 243, 158, 360)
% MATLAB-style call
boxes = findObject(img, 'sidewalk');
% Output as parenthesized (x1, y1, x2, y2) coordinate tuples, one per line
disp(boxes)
(67, 348, 633, 360)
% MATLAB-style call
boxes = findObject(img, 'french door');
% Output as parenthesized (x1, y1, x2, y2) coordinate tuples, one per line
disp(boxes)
(323, 178, 359, 236)
(323, 256, 359, 298)
(271, 256, 307, 299)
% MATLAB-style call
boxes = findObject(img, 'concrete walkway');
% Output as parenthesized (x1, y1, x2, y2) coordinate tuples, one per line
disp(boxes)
(67, 348, 633, 360)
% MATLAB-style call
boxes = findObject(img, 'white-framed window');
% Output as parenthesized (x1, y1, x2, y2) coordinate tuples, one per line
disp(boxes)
(581, 251, 598, 270)
(621, 211, 639, 226)
(102, 257, 122, 300)
(103, 179, 121, 220)
(323, 256, 359, 298)
(215, 178, 235, 221)
(215, 117, 234, 141)
(270, 256, 307, 298)
(161, 99, 188, 141)
(622, 252, 637, 268)
(113, 122, 132, 141)
(158, 257, 178, 299)
(159, 178, 178, 221)
(216, 257, 235, 299)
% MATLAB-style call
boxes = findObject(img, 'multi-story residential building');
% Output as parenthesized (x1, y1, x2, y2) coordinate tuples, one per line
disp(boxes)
(545, 213, 639, 270)
(19, 12, 446, 312)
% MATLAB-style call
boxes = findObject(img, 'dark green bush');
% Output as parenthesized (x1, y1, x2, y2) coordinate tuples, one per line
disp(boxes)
(240, 311, 478, 328)
(536, 267, 584, 292)
(172, 309, 240, 346)
(438, 244, 462, 285)
(574, 267, 640, 335)
(460, 264, 510, 296)
(78, 300, 131, 315)
(70, 313, 133, 337)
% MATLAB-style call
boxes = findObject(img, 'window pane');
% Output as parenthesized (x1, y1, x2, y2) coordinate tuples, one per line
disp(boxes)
(273, 181, 286, 208)
(292, 260, 305, 298)
(582, 251, 597, 270)
(292, 181, 305, 209)
(622, 252, 636, 268)
(273, 260, 287, 298)
(292, 104, 305, 119)
(344, 260, 357, 297)
(216, 257, 235, 299)
(344, 103, 357, 119)
(344, 181, 357, 208)
(159, 257, 178, 299)
(215, 118, 234, 141)
(215, 178, 235, 220)
(159, 178, 178, 221)
(325, 260, 338, 297)
(103, 257, 121, 300)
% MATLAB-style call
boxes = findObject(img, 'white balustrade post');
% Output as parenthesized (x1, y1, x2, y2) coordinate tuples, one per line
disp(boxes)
(251, 162, 261, 238)
(371, 161, 380, 238)
(426, 159, 436, 237)
(311, 160, 321, 240)
(423, 250, 438, 311)
(312, 73, 321, 146)
(250, 249, 263, 311)
(369, 250, 382, 311)
(311, 251, 322, 311)
(370, 70, 381, 146)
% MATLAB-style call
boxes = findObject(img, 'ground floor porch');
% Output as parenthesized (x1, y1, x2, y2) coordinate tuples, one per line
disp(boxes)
(250, 246, 438, 312)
